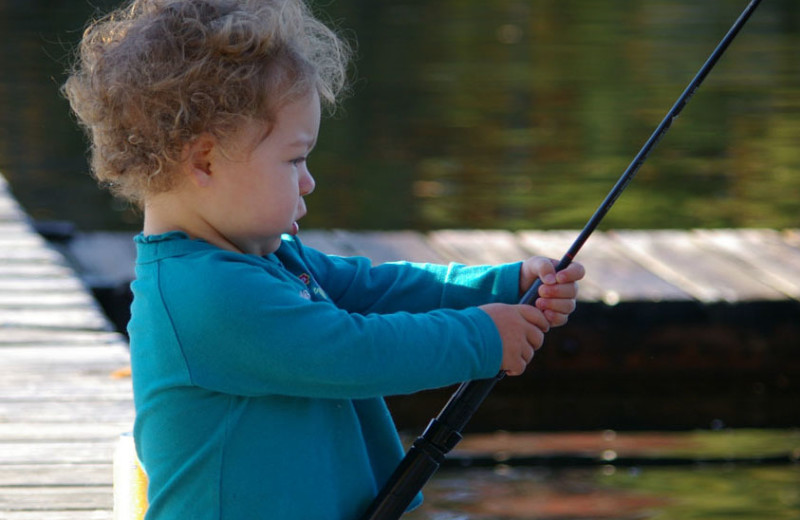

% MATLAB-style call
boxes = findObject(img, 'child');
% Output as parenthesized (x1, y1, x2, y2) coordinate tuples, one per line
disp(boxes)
(64, 1, 584, 518)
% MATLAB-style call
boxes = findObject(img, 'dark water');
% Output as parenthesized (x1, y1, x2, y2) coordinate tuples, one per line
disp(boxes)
(408, 464, 800, 520)
(398, 429, 800, 520)
(0, 0, 799, 231)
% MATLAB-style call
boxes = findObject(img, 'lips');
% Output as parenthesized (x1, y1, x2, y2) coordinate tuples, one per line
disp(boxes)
(292, 199, 307, 235)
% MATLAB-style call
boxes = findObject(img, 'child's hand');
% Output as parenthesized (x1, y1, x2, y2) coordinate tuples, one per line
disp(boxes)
(520, 257, 585, 328)
(479, 303, 550, 376)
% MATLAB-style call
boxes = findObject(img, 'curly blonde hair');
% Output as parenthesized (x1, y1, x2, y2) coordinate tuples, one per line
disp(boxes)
(63, 0, 351, 205)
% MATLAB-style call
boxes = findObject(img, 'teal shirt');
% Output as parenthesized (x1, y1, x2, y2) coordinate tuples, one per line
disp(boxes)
(129, 232, 520, 519)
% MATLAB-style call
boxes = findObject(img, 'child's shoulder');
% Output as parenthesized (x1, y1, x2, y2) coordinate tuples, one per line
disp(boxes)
(133, 233, 306, 311)
(134, 231, 283, 280)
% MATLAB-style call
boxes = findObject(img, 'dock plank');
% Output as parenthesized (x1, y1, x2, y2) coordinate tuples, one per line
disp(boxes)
(0, 262, 76, 278)
(0, 174, 24, 218)
(427, 230, 529, 265)
(610, 230, 785, 303)
(0, 222, 37, 237)
(0, 400, 134, 424)
(0, 196, 27, 222)
(0, 231, 51, 250)
(0, 277, 87, 292)
(692, 229, 800, 299)
(0, 487, 112, 512)
(0, 513, 110, 520)
(0, 442, 117, 465)
(0, 346, 130, 373)
(0, 383, 131, 402)
(0, 464, 112, 487)
(333, 230, 446, 265)
(0, 241, 64, 262)
(0, 423, 133, 443)
(0, 308, 112, 330)
(0, 291, 98, 307)
(297, 229, 356, 257)
(0, 328, 121, 346)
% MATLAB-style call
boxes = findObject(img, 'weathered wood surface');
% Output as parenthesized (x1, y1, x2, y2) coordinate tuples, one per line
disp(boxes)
(0, 174, 133, 519)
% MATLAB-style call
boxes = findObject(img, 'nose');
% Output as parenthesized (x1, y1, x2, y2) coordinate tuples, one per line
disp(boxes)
(299, 169, 315, 196)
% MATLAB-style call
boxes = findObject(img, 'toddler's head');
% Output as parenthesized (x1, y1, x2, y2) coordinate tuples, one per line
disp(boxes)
(64, 0, 350, 206)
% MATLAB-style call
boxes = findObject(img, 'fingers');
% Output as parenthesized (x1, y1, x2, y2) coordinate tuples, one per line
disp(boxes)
(480, 303, 549, 377)
(537, 281, 579, 300)
(505, 342, 535, 377)
(506, 344, 535, 376)
(518, 303, 550, 336)
(533, 257, 558, 285)
(538, 308, 570, 328)
(536, 295, 577, 315)
(556, 262, 586, 284)
(521, 258, 584, 296)
(532, 261, 584, 328)
(537, 262, 584, 294)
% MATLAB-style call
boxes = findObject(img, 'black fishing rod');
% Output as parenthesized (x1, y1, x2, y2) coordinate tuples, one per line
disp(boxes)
(359, 1, 763, 518)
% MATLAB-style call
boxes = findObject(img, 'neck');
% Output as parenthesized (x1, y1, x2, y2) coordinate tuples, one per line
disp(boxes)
(142, 193, 187, 236)
(142, 194, 244, 254)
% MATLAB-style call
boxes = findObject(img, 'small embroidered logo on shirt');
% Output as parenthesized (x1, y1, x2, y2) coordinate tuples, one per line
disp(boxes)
(312, 286, 329, 300)
(296, 271, 329, 301)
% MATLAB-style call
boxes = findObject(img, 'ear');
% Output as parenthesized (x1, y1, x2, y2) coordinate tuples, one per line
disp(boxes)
(181, 134, 216, 188)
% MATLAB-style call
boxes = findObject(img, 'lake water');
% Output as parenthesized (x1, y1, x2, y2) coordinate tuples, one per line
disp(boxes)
(408, 464, 800, 520)
(400, 429, 800, 519)
(1, 1, 798, 518)
(0, 0, 798, 231)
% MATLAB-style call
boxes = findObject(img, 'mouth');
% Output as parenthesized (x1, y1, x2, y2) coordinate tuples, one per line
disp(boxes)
(291, 205, 307, 236)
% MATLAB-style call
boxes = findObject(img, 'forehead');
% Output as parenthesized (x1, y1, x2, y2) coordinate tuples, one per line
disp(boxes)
(270, 91, 321, 144)
(231, 91, 321, 153)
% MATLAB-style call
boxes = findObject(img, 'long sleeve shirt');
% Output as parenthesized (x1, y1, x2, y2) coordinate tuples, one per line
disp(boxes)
(128, 231, 521, 519)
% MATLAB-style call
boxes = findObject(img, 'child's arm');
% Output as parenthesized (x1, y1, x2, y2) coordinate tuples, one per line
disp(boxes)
(295, 239, 583, 378)
(294, 239, 522, 313)
(153, 254, 505, 400)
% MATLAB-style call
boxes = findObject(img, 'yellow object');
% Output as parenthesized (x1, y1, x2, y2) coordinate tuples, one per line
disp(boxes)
(113, 433, 149, 520)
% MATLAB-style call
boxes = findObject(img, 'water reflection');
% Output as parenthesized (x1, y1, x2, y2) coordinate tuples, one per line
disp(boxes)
(0, 0, 798, 230)
(397, 429, 800, 519)
(406, 464, 800, 520)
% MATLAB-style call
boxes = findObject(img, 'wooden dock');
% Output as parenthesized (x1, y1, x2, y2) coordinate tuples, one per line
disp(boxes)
(0, 174, 133, 519)
(1, 168, 799, 516)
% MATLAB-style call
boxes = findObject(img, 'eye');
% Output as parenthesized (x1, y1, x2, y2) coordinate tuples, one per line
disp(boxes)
(290, 156, 306, 166)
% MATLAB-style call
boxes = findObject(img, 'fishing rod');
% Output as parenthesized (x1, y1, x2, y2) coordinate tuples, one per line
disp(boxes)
(359, 0, 764, 518)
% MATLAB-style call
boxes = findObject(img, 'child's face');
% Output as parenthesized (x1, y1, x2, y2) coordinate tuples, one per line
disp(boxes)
(204, 90, 320, 255)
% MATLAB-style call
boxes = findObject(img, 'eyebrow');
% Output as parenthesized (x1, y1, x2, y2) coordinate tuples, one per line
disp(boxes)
(288, 136, 317, 150)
